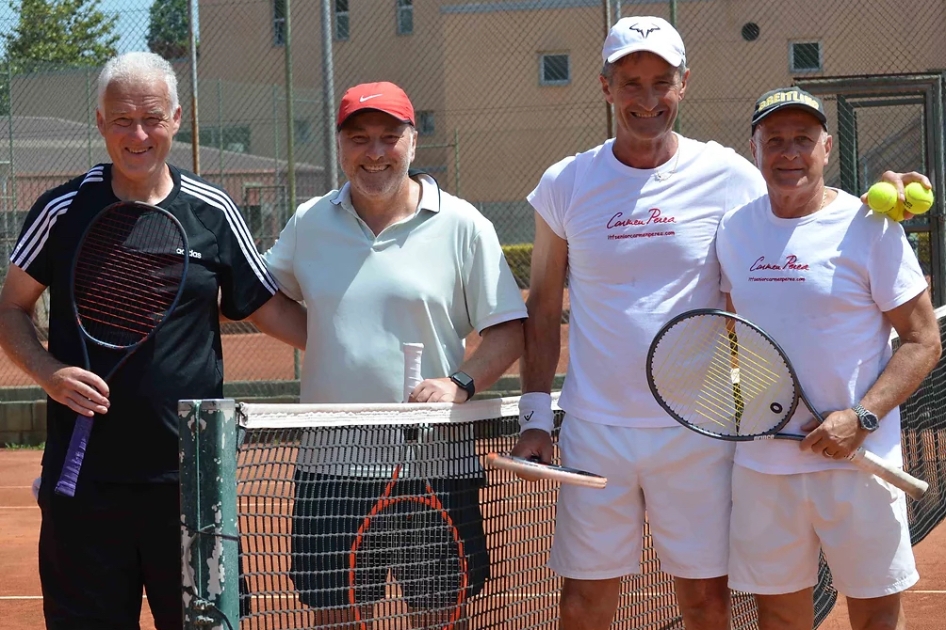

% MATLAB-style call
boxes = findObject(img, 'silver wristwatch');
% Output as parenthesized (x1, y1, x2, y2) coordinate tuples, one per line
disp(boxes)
(851, 404, 880, 432)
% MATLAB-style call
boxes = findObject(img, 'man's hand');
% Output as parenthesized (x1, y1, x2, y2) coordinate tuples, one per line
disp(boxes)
(859, 171, 933, 220)
(40, 366, 110, 417)
(409, 377, 469, 403)
(799, 409, 868, 460)
(509, 429, 555, 480)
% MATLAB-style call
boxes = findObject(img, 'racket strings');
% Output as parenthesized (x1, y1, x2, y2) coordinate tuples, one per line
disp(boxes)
(73, 208, 186, 346)
(651, 313, 795, 436)
(351, 491, 466, 626)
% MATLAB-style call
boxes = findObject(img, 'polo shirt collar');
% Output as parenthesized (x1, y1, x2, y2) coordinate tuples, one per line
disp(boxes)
(329, 171, 441, 215)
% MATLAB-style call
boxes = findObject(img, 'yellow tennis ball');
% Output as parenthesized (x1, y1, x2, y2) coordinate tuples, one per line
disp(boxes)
(867, 182, 898, 215)
(903, 182, 934, 215)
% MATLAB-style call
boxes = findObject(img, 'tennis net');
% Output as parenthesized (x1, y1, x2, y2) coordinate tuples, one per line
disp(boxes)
(180, 305, 945, 629)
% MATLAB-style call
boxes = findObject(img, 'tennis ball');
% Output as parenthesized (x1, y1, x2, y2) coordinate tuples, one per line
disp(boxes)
(903, 182, 934, 215)
(866, 182, 898, 215)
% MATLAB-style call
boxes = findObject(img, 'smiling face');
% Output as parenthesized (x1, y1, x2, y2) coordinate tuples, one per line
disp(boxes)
(600, 51, 687, 148)
(96, 76, 181, 189)
(337, 110, 417, 203)
(751, 108, 832, 194)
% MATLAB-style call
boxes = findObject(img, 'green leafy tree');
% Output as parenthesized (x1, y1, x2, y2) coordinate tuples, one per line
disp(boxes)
(147, 0, 192, 61)
(3, 0, 119, 72)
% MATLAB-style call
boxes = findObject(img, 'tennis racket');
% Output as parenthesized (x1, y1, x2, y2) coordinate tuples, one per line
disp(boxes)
(348, 343, 469, 630)
(484, 453, 608, 489)
(645, 308, 928, 500)
(54, 201, 188, 497)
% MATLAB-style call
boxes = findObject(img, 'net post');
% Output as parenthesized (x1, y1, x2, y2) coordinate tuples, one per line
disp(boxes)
(179, 399, 239, 630)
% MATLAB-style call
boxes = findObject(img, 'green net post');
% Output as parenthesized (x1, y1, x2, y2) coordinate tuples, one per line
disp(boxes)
(179, 399, 239, 629)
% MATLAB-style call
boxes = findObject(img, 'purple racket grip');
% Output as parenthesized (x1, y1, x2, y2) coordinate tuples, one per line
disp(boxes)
(54, 415, 94, 497)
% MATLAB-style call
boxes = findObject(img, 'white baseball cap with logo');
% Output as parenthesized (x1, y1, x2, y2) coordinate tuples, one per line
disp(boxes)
(602, 16, 686, 67)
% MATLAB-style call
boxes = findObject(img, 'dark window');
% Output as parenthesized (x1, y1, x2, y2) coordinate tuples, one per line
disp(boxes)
(417, 111, 435, 136)
(791, 41, 822, 72)
(273, 0, 286, 46)
(741, 22, 760, 41)
(397, 0, 413, 35)
(294, 119, 312, 145)
(540, 54, 570, 86)
(335, 0, 349, 41)
(177, 126, 251, 154)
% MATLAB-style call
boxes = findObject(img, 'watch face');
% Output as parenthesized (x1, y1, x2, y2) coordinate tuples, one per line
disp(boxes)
(856, 407, 880, 431)
(450, 371, 474, 395)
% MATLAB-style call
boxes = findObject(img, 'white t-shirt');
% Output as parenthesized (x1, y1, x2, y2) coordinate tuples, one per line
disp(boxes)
(716, 189, 928, 474)
(264, 173, 527, 475)
(528, 135, 767, 427)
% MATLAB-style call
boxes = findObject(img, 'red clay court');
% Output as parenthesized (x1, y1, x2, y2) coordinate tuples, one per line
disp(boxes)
(3, 446, 946, 630)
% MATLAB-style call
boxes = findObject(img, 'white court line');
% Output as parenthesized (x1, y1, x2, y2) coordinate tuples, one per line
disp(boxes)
(0, 596, 43, 600)
(0, 596, 149, 600)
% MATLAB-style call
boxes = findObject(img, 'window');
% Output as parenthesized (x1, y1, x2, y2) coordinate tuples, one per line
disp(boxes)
(417, 111, 435, 136)
(397, 0, 413, 35)
(741, 22, 760, 41)
(273, 0, 286, 46)
(540, 53, 570, 86)
(294, 119, 313, 145)
(790, 41, 822, 72)
(177, 126, 252, 154)
(335, 0, 349, 41)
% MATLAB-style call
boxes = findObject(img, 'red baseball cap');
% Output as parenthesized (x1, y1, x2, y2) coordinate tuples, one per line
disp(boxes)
(336, 82, 415, 130)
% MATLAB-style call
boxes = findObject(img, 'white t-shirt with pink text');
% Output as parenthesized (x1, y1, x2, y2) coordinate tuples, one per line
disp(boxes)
(528, 135, 766, 427)
(716, 189, 928, 474)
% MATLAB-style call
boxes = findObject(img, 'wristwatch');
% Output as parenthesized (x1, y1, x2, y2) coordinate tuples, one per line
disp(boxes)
(852, 404, 880, 432)
(449, 371, 475, 399)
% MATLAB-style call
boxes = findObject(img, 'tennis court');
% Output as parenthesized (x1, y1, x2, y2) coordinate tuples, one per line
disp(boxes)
(3, 307, 945, 629)
(3, 444, 946, 630)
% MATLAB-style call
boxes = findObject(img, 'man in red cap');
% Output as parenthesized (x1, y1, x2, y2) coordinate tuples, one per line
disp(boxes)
(262, 82, 526, 627)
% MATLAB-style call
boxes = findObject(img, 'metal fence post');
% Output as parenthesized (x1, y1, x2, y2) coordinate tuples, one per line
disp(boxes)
(179, 399, 239, 630)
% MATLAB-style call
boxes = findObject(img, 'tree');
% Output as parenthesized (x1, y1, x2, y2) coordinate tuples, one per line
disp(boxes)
(147, 0, 192, 61)
(3, 0, 119, 73)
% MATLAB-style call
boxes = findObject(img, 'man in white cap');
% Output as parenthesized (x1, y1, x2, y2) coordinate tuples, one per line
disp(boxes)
(511, 16, 927, 630)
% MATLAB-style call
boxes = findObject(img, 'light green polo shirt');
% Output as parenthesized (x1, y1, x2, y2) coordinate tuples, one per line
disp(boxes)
(264, 173, 526, 406)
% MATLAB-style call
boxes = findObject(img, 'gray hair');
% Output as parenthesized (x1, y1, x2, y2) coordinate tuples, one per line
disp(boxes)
(97, 52, 179, 112)
(601, 59, 688, 83)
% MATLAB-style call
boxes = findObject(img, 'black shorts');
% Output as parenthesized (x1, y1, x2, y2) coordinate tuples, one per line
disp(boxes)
(289, 470, 489, 609)
(38, 480, 182, 630)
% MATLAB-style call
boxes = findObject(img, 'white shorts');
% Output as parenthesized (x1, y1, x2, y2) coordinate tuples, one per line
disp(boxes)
(728, 465, 918, 598)
(548, 414, 735, 580)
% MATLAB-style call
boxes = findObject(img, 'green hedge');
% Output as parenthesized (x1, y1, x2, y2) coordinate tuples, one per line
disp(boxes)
(503, 243, 532, 289)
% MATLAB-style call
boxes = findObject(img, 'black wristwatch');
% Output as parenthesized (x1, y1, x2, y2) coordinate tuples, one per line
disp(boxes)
(852, 404, 880, 432)
(449, 371, 475, 399)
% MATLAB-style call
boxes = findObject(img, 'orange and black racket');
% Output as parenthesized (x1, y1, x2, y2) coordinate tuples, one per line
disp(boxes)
(347, 343, 469, 629)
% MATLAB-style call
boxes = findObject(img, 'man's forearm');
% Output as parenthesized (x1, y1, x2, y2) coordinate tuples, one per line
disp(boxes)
(0, 307, 62, 385)
(860, 338, 941, 421)
(247, 292, 307, 351)
(458, 319, 524, 391)
(519, 308, 561, 394)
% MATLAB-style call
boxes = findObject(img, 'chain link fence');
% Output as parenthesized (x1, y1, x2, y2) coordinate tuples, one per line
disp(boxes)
(0, 0, 944, 395)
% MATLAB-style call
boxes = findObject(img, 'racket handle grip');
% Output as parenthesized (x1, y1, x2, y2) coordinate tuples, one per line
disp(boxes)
(402, 343, 424, 403)
(54, 415, 94, 497)
(849, 448, 929, 501)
